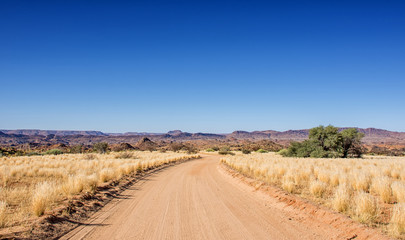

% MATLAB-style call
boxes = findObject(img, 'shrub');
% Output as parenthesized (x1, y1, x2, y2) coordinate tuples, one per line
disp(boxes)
(26, 152, 41, 156)
(242, 149, 251, 154)
(211, 146, 220, 151)
(206, 148, 216, 152)
(183, 144, 198, 154)
(168, 142, 184, 152)
(93, 142, 109, 154)
(218, 151, 235, 155)
(218, 146, 232, 155)
(70, 145, 83, 153)
(218, 147, 234, 155)
(278, 149, 288, 156)
(256, 149, 268, 153)
(44, 149, 63, 155)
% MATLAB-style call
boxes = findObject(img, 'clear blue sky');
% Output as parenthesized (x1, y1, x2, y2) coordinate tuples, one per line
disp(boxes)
(1, 1, 404, 133)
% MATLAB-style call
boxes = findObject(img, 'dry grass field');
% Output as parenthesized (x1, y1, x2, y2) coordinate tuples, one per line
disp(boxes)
(221, 152, 405, 238)
(0, 151, 199, 228)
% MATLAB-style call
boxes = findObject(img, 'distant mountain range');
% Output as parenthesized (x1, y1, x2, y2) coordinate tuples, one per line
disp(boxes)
(0, 129, 107, 136)
(1, 128, 405, 146)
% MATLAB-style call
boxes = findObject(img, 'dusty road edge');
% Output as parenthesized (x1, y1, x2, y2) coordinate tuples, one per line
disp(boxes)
(218, 163, 393, 240)
(0, 156, 200, 240)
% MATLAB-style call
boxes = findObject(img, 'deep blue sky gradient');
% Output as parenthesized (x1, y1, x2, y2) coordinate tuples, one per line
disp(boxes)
(1, 1, 404, 133)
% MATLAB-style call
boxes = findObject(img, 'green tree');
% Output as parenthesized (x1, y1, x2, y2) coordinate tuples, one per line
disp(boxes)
(281, 125, 364, 158)
(341, 128, 364, 158)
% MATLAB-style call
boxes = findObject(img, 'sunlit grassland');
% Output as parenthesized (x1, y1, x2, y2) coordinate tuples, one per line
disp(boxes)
(0, 151, 199, 227)
(221, 152, 405, 238)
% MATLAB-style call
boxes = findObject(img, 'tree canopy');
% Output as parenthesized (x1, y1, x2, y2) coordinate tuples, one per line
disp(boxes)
(280, 125, 364, 158)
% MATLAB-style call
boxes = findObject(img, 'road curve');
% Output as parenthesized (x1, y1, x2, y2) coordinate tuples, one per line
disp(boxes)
(61, 154, 344, 240)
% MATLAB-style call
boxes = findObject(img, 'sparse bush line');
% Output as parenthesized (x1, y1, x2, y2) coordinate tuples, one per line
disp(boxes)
(0, 151, 199, 227)
(220, 152, 405, 238)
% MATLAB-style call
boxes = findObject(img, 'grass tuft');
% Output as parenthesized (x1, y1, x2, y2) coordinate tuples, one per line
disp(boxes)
(389, 203, 405, 236)
(353, 191, 379, 224)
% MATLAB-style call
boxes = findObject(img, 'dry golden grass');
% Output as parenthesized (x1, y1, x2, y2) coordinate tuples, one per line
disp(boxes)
(392, 181, 405, 203)
(390, 203, 405, 237)
(332, 183, 351, 213)
(0, 201, 7, 227)
(0, 151, 199, 226)
(353, 191, 379, 223)
(221, 152, 405, 238)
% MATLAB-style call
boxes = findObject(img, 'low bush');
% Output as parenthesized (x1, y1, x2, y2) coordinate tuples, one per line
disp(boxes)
(93, 142, 109, 154)
(242, 149, 251, 154)
(219, 146, 234, 155)
(183, 144, 198, 154)
(44, 149, 63, 155)
(277, 149, 288, 156)
(26, 152, 41, 156)
(168, 142, 184, 152)
(70, 145, 84, 154)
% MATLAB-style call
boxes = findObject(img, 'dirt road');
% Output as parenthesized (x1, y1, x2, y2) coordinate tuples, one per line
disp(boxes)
(61, 155, 377, 240)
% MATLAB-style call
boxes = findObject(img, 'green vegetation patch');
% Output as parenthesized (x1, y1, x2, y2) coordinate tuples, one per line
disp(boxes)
(280, 125, 364, 158)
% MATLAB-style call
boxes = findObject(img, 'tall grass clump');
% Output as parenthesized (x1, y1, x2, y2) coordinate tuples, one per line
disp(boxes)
(282, 179, 297, 193)
(332, 184, 351, 213)
(32, 181, 58, 216)
(309, 180, 327, 198)
(353, 191, 379, 224)
(392, 181, 405, 203)
(389, 203, 405, 236)
(0, 201, 7, 227)
(371, 176, 392, 203)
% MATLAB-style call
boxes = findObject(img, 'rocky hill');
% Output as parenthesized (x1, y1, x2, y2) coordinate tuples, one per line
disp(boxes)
(0, 127, 404, 147)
